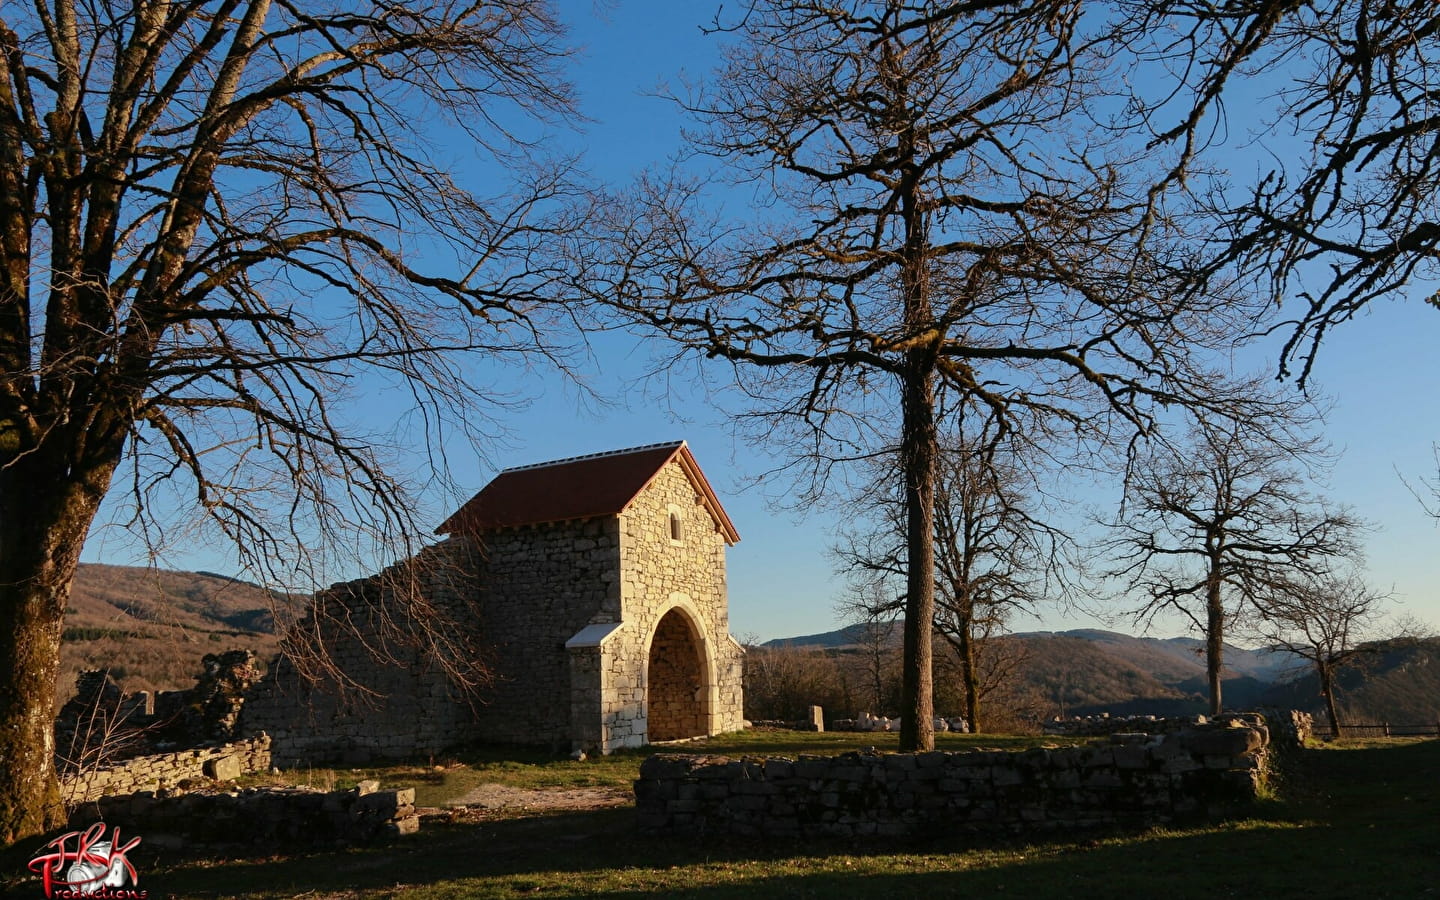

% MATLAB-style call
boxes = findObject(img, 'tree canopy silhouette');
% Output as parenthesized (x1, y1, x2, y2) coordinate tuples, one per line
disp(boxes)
(588, 0, 1250, 750)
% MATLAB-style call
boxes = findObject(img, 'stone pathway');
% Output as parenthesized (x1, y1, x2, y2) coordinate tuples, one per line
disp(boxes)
(448, 783, 632, 813)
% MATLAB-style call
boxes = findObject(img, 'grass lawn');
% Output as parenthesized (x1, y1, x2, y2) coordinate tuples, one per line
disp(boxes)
(241, 730, 1057, 807)
(17, 733, 1440, 899)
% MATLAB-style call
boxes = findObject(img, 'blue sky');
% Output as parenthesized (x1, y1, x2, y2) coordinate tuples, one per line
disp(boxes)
(82, 2, 1440, 644)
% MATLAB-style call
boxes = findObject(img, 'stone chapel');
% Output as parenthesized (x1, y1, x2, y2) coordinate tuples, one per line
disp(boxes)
(243, 441, 746, 763)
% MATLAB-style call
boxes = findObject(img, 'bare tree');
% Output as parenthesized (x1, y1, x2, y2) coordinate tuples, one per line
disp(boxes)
(0, 1, 580, 843)
(1404, 444, 1440, 523)
(1107, 416, 1361, 715)
(589, 0, 1243, 751)
(833, 586, 901, 717)
(1255, 571, 1393, 735)
(836, 438, 1076, 732)
(1116, 0, 1440, 382)
(743, 641, 847, 723)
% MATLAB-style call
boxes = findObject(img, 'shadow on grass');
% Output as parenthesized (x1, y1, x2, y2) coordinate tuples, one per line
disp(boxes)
(13, 740, 1439, 900)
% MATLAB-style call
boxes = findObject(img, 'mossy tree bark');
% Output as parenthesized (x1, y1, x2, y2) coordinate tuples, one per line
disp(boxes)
(0, 435, 122, 843)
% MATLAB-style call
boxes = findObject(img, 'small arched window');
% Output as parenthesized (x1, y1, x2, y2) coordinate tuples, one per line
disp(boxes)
(667, 505, 685, 545)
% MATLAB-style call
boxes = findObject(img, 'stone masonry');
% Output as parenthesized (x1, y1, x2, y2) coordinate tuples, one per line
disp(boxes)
(61, 735, 272, 805)
(635, 716, 1274, 838)
(582, 453, 746, 750)
(70, 778, 418, 851)
(242, 540, 487, 764)
(244, 441, 746, 763)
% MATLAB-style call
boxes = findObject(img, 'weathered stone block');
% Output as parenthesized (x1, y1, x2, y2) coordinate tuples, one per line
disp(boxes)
(354, 789, 414, 818)
(203, 754, 242, 782)
(1178, 727, 1265, 757)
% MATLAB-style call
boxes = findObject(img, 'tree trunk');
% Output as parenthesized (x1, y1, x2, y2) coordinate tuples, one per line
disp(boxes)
(958, 619, 981, 733)
(898, 355, 937, 752)
(869, 636, 887, 715)
(895, 63, 936, 750)
(0, 446, 119, 845)
(1319, 664, 1342, 736)
(1205, 563, 1225, 717)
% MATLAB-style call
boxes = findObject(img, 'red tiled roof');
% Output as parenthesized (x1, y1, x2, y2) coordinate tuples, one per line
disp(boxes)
(436, 441, 740, 543)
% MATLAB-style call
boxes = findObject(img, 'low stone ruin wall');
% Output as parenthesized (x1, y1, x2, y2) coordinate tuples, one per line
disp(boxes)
(61, 735, 272, 804)
(831, 714, 970, 734)
(1262, 709, 1313, 747)
(750, 711, 972, 734)
(1044, 710, 1312, 750)
(636, 717, 1270, 838)
(57, 651, 260, 766)
(1040, 713, 1227, 739)
(67, 779, 418, 852)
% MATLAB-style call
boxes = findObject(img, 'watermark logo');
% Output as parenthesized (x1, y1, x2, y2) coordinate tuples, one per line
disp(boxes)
(27, 822, 148, 899)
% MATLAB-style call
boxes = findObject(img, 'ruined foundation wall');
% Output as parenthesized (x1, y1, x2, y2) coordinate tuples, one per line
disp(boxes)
(467, 516, 623, 747)
(636, 718, 1271, 837)
(61, 735, 272, 805)
(69, 779, 417, 851)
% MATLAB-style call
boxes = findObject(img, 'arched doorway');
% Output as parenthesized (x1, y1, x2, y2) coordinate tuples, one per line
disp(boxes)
(646, 608, 708, 742)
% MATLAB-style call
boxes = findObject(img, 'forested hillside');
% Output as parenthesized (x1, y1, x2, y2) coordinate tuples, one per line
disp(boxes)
(60, 564, 289, 697)
(1259, 638, 1440, 727)
(759, 626, 1436, 727)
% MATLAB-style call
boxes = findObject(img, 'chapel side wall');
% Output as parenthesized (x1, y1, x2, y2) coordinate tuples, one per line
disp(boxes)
(613, 460, 744, 739)
(468, 517, 622, 747)
(242, 538, 485, 765)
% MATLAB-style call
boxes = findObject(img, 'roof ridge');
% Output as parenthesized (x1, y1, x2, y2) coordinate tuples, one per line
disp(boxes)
(499, 440, 684, 474)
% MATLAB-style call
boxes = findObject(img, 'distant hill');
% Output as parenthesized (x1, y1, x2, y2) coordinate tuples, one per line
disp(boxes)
(59, 564, 295, 698)
(760, 623, 1351, 720)
(1006, 633, 1198, 716)
(1256, 637, 1440, 726)
(768, 624, 1293, 679)
(764, 622, 881, 650)
(1021, 629, 1298, 684)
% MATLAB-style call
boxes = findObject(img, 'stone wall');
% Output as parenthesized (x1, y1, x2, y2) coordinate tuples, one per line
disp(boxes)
(648, 611, 708, 741)
(68, 779, 417, 852)
(472, 516, 623, 747)
(61, 735, 272, 805)
(243, 453, 745, 761)
(1260, 708, 1314, 749)
(241, 539, 487, 765)
(1043, 713, 1204, 738)
(57, 652, 260, 771)
(604, 459, 744, 747)
(635, 719, 1270, 837)
(1043, 711, 1311, 752)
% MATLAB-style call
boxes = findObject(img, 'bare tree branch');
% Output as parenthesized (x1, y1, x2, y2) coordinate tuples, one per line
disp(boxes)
(0, 0, 582, 844)
(580, 0, 1254, 752)
(1105, 399, 1363, 714)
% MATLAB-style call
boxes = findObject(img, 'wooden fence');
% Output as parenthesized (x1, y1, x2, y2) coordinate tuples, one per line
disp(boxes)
(1324, 722, 1440, 738)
